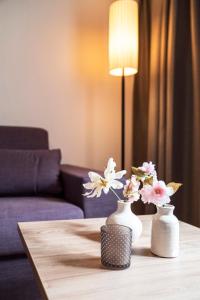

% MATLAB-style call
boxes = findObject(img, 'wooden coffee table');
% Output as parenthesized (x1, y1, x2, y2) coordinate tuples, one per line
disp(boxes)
(18, 216, 200, 300)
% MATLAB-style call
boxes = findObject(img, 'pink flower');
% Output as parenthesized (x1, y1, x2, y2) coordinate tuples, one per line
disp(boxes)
(123, 175, 140, 202)
(140, 180, 174, 206)
(139, 161, 156, 176)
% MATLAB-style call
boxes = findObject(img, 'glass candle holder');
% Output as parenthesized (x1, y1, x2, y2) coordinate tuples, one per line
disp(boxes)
(101, 224, 132, 270)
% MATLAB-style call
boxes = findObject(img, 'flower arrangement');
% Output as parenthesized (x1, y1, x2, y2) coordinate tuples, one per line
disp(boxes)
(83, 158, 182, 206)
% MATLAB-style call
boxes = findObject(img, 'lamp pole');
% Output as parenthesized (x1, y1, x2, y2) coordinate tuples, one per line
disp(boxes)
(121, 70, 125, 170)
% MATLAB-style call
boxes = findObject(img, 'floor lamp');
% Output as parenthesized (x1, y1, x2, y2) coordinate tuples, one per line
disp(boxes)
(109, 0, 139, 169)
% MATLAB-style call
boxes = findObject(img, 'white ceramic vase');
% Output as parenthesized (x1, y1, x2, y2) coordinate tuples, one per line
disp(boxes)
(106, 200, 142, 243)
(151, 204, 179, 258)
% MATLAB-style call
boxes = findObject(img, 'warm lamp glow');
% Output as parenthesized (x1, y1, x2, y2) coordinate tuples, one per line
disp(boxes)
(109, 0, 138, 76)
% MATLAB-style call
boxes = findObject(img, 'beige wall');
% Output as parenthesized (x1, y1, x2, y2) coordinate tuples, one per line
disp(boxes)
(0, 0, 133, 171)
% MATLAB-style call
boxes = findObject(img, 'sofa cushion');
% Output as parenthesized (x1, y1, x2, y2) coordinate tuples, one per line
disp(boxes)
(0, 149, 62, 196)
(0, 126, 49, 150)
(0, 197, 84, 256)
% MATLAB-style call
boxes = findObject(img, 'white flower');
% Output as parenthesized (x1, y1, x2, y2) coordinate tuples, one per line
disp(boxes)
(83, 158, 126, 198)
(123, 175, 140, 202)
(138, 161, 156, 176)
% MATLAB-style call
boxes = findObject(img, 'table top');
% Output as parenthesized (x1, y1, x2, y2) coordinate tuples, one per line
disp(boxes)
(18, 216, 200, 300)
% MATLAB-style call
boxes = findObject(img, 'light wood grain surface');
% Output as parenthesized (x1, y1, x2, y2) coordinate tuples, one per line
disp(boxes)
(18, 216, 200, 300)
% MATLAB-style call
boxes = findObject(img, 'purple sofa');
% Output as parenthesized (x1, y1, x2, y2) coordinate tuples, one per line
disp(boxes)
(0, 126, 118, 300)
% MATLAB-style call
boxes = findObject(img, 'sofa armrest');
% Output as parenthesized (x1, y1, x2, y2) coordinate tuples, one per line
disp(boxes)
(60, 164, 122, 218)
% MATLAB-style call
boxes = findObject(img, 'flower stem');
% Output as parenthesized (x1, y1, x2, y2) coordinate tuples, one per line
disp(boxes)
(110, 187, 121, 201)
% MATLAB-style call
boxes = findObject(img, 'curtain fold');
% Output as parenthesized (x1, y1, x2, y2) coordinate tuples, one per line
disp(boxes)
(133, 0, 200, 226)
(190, 0, 200, 226)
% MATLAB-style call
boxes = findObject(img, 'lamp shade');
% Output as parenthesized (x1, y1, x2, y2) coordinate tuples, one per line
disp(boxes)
(109, 0, 138, 76)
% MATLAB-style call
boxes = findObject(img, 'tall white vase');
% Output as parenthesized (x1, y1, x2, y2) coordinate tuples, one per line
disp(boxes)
(106, 200, 142, 243)
(151, 204, 179, 258)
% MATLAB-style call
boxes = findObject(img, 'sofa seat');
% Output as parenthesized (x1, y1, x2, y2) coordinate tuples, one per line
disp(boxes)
(0, 197, 84, 256)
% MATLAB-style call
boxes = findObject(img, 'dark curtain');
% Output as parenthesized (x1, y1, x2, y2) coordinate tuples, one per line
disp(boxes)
(133, 0, 200, 227)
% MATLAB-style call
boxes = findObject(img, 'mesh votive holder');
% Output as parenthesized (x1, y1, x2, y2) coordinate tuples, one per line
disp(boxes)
(101, 224, 132, 270)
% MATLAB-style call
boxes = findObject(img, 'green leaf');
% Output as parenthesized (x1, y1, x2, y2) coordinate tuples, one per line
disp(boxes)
(132, 167, 146, 177)
(144, 176, 154, 186)
(167, 182, 182, 194)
